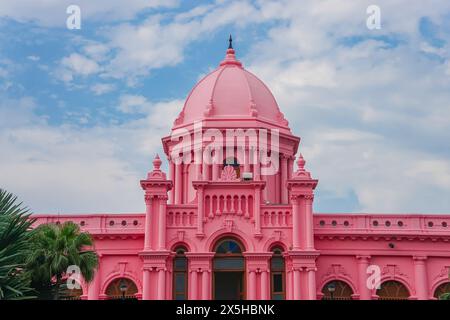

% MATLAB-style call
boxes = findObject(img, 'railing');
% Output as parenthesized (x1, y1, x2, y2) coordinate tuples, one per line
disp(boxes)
(167, 205, 197, 227)
(31, 214, 145, 234)
(261, 205, 292, 227)
(204, 193, 254, 219)
(313, 214, 450, 235)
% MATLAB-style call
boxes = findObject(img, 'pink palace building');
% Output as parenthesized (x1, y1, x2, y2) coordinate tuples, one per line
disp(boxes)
(33, 42, 450, 301)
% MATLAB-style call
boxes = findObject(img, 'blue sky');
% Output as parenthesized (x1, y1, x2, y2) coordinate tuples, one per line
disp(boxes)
(0, 0, 450, 214)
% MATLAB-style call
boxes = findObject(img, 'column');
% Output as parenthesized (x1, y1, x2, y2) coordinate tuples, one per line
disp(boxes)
(203, 156, 211, 181)
(212, 163, 219, 180)
(190, 270, 198, 300)
(307, 268, 316, 300)
(291, 197, 301, 250)
(87, 258, 101, 300)
(175, 163, 182, 204)
(253, 148, 260, 181)
(254, 188, 262, 236)
(413, 256, 429, 300)
(169, 161, 175, 204)
(248, 270, 256, 300)
(142, 268, 151, 300)
(158, 196, 167, 250)
(196, 188, 204, 237)
(202, 270, 210, 300)
(281, 155, 288, 203)
(356, 255, 371, 300)
(244, 148, 250, 173)
(195, 149, 202, 180)
(144, 195, 152, 250)
(304, 195, 314, 250)
(293, 269, 301, 300)
(261, 270, 269, 300)
(157, 268, 166, 300)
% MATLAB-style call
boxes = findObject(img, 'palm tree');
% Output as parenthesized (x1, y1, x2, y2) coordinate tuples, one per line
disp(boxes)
(27, 221, 99, 300)
(439, 292, 450, 300)
(0, 189, 35, 300)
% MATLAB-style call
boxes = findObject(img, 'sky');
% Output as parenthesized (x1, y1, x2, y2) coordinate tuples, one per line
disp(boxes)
(0, 0, 449, 214)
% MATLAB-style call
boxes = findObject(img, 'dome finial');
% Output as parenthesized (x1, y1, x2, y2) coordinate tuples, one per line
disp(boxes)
(228, 34, 233, 49)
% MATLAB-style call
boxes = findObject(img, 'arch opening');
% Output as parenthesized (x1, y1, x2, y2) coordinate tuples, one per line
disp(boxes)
(376, 280, 410, 300)
(321, 280, 353, 300)
(213, 238, 245, 300)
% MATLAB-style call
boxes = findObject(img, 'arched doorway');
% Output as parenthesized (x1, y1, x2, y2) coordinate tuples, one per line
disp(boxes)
(270, 246, 285, 300)
(173, 246, 188, 300)
(376, 280, 410, 300)
(105, 278, 138, 300)
(321, 280, 353, 300)
(434, 282, 450, 300)
(213, 238, 245, 300)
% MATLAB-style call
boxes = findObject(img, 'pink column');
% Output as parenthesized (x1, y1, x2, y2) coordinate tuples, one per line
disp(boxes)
(157, 268, 166, 300)
(281, 155, 288, 204)
(356, 255, 371, 300)
(254, 188, 262, 236)
(253, 149, 260, 181)
(248, 270, 256, 300)
(169, 161, 175, 204)
(291, 197, 301, 250)
(413, 256, 429, 300)
(142, 268, 151, 300)
(260, 270, 269, 300)
(175, 163, 182, 204)
(196, 188, 204, 237)
(287, 270, 292, 300)
(244, 148, 250, 173)
(304, 195, 314, 250)
(212, 162, 220, 181)
(87, 257, 101, 300)
(190, 270, 198, 300)
(203, 160, 211, 181)
(158, 196, 167, 250)
(307, 268, 316, 300)
(144, 195, 152, 250)
(195, 149, 202, 180)
(293, 269, 301, 300)
(202, 271, 210, 300)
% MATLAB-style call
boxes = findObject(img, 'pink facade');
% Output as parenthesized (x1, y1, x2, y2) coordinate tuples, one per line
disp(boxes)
(33, 45, 450, 300)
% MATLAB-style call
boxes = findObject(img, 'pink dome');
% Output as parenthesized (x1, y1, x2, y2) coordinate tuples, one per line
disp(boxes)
(172, 46, 290, 131)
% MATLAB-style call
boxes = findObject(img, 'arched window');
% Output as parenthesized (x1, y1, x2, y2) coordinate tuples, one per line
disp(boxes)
(223, 157, 240, 178)
(213, 238, 245, 300)
(270, 247, 285, 300)
(321, 280, 353, 300)
(434, 282, 450, 300)
(376, 280, 410, 300)
(173, 246, 188, 300)
(105, 278, 138, 300)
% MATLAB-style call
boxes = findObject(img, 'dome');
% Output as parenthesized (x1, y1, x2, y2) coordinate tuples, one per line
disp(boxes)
(172, 43, 290, 131)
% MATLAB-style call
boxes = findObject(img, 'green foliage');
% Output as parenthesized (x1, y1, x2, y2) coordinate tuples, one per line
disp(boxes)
(27, 221, 99, 299)
(0, 189, 36, 300)
(439, 292, 450, 300)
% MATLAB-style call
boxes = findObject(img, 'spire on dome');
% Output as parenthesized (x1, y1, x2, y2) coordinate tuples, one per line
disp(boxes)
(220, 35, 242, 67)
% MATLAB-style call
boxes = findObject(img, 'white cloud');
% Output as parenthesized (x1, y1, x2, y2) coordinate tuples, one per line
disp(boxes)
(91, 83, 115, 95)
(0, 0, 179, 27)
(57, 53, 100, 83)
(0, 95, 182, 213)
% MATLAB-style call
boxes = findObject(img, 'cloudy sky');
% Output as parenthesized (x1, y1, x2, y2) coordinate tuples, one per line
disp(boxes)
(0, 0, 449, 214)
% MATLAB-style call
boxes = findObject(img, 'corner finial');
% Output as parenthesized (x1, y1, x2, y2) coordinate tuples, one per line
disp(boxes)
(153, 154, 162, 171)
(228, 34, 233, 49)
(297, 153, 306, 170)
